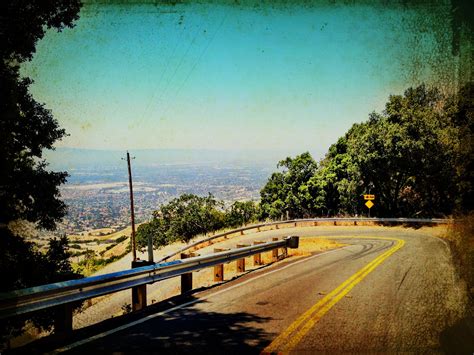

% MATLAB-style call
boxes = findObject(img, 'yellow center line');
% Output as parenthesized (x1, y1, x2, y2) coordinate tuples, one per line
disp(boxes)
(262, 236, 405, 354)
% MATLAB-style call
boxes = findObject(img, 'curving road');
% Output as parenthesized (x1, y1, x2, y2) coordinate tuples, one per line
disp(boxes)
(28, 226, 473, 353)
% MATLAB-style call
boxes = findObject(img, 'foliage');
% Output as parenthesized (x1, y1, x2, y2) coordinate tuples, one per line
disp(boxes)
(260, 84, 473, 218)
(225, 201, 259, 228)
(121, 303, 132, 315)
(116, 235, 128, 243)
(74, 246, 130, 277)
(442, 213, 474, 307)
(1, 0, 81, 229)
(0, 231, 81, 341)
(160, 194, 226, 243)
(260, 152, 318, 219)
(0, 0, 82, 343)
(136, 218, 168, 250)
(443, 83, 474, 213)
(136, 194, 260, 251)
(0, 66, 68, 229)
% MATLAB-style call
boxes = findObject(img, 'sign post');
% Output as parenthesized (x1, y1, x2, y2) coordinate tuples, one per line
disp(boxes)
(363, 194, 375, 217)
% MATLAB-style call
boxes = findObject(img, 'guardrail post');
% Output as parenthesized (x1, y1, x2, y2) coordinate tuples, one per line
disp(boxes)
(313, 221, 318, 226)
(132, 284, 147, 312)
(286, 236, 299, 249)
(272, 238, 279, 261)
(213, 248, 225, 282)
(180, 253, 195, 294)
(354, 220, 357, 226)
(240, 230, 244, 235)
(275, 224, 279, 229)
(253, 241, 264, 265)
(334, 220, 337, 226)
(257, 227, 261, 232)
(54, 303, 73, 335)
(236, 244, 248, 272)
(294, 222, 297, 227)
(131, 259, 153, 312)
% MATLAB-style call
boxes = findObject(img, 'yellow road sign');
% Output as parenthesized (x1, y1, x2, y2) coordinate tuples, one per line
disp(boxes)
(365, 200, 374, 209)
(364, 194, 375, 200)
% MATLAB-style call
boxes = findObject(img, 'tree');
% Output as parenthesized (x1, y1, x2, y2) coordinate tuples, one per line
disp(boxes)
(225, 201, 259, 228)
(0, 0, 82, 343)
(137, 194, 227, 249)
(259, 172, 287, 220)
(260, 84, 473, 218)
(345, 85, 456, 216)
(160, 194, 225, 243)
(260, 152, 318, 219)
(0, 232, 81, 341)
(308, 137, 359, 216)
(136, 218, 168, 251)
(444, 82, 474, 213)
(0, 0, 81, 228)
(0, 67, 68, 229)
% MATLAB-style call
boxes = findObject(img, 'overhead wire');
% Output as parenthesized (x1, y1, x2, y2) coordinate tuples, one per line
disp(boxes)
(135, 13, 188, 127)
(157, 10, 228, 121)
(143, 15, 206, 125)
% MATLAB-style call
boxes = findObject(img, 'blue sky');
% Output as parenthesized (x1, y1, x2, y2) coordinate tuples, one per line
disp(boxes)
(21, 2, 454, 160)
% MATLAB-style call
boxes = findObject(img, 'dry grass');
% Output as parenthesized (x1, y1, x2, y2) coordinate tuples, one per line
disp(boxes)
(288, 237, 345, 257)
(440, 213, 474, 304)
(195, 237, 345, 285)
(69, 225, 137, 242)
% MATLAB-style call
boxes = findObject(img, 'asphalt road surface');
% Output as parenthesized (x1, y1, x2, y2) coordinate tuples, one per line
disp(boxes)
(29, 227, 473, 353)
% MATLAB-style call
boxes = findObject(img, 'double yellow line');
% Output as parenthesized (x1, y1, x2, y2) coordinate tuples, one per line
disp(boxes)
(262, 236, 405, 354)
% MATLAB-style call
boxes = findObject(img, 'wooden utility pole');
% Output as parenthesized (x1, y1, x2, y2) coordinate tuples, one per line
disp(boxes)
(125, 151, 137, 261)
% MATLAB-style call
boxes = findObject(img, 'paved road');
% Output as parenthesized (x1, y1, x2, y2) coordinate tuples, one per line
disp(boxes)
(37, 227, 473, 353)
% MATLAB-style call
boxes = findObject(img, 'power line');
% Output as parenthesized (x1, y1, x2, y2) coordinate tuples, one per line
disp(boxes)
(158, 10, 228, 121)
(147, 18, 206, 122)
(135, 14, 188, 126)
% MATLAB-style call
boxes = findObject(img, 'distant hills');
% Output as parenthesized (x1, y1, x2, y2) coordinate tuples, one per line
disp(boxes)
(44, 147, 324, 171)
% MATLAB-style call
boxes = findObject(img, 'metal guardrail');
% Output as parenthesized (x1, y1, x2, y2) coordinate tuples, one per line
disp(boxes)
(0, 217, 451, 334)
(0, 237, 296, 320)
(157, 217, 452, 263)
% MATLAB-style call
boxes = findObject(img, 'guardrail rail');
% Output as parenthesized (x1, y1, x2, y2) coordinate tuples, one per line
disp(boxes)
(0, 235, 299, 334)
(0, 217, 451, 336)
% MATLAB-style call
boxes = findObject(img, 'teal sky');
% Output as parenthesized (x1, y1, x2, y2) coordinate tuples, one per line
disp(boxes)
(21, 2, 455, 158)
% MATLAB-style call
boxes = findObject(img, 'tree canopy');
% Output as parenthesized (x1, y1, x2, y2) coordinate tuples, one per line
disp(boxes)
(136, 195, 260, 250)
(1, 0, 81, 230)
(260, 84, 473, 218)
(1, 0, 82, 342)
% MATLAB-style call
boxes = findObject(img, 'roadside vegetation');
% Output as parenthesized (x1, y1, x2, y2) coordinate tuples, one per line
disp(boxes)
(138, 84, 473, 253)
(136, 195, 259, 250)
(73, 247, 131, 277)
(260, 84, 473, 219)
(0, 0, 82, 345)
(442, 213, 474, 308)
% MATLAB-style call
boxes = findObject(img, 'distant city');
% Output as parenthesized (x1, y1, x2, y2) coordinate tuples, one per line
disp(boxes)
(48, 148, 299, 235)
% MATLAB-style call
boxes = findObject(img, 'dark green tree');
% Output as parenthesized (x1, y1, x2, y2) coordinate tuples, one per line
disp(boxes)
(260, 84, 473, 218)
(444, 82, 474, 213)
(160, 194, 225, 243)
(260, 152, 318, 219)
(225, 201, 259, 228)
(259, 172, 287, 220)
(138, 194, 227, 249)
(136, 218, 168, 251)
(345, 86, 455, 216)
(1, 0, 82, 228)
(0, 0, 82, 343)
(306, 137, 359, 216)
